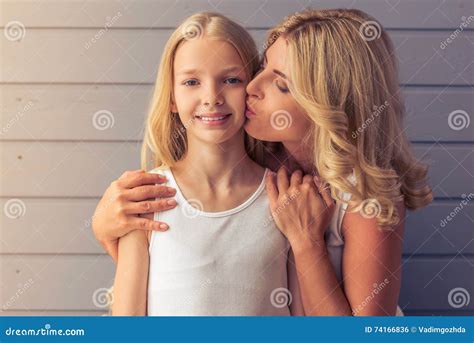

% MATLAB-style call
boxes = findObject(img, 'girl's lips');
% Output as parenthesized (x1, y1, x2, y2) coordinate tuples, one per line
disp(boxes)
(194, 113, 232, 126)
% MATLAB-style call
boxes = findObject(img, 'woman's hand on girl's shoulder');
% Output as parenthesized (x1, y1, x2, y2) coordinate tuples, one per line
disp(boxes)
(265, 168, 336, 253)
(91, 169, 177, 263)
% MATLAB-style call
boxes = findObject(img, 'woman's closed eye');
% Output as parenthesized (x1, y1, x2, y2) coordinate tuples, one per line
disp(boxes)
(275, 79, 289, 93)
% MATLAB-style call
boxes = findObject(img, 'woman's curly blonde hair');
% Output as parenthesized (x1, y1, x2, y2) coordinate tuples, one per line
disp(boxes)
(266, 8, 433, 228)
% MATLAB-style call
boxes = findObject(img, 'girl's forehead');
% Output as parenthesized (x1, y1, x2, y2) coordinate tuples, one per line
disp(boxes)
(174, 38, 244, 70)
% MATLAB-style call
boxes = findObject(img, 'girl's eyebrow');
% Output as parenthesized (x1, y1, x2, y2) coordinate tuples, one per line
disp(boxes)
(220, 65, 245, 73)
(176, 65, 244, 76)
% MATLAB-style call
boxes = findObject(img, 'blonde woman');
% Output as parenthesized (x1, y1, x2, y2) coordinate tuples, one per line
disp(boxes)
(93, 9, 432, 316)
(110, 12, 329, 316)
(243, 9, 433, 316)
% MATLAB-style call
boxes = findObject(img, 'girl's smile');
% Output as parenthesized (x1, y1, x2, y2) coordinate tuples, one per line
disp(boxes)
(194, 112, 233, 126)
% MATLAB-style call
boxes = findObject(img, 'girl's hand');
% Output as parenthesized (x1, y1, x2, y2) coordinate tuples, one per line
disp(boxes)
(265, 168, 336, 253)
(91, 169, 177, 262)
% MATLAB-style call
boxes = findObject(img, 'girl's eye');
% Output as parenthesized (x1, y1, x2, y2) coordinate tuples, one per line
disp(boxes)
(275, 80, 289, 93)
(183, 79, 199, 86)
(224, 77, 242, 84)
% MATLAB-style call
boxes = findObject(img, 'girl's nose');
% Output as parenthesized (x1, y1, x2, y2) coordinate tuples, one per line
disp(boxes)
(203, 84, 224, 106)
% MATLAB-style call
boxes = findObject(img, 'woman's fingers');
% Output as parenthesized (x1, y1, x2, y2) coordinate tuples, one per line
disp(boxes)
(277, 167, 290, 193)
(314, 176, 335, 208)
(117, 170, 167, 189)
(129, 216, 170, 231)
(290, 170, 303, 186)
(124, 198, 177, 215)
(125, 184, 176, 201)
(302, 174, 320, 194)
(265, 172, 279, 206)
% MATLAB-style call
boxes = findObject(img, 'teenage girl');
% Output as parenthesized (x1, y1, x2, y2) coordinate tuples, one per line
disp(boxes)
(110, 12, 330, 316)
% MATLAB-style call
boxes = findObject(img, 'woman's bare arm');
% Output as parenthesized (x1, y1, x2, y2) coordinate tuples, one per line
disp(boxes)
(293, 203, 405, 316)
(340, 203, 405, 315)
(111, 228, 150, 316)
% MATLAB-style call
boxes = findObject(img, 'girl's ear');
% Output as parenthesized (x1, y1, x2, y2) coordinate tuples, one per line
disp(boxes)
(171, 103, 178, 113)
(171, 97, 178, 113)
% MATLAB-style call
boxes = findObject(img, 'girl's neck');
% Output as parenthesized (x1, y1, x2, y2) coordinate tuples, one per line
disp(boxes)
(172, 131, 263, 190)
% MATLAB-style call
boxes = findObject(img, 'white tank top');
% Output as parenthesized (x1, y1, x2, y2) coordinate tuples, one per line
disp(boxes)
(146, 167, 295, 316)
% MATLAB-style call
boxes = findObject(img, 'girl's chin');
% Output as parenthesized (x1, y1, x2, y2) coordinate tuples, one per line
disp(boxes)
(187, 125, 246, 144)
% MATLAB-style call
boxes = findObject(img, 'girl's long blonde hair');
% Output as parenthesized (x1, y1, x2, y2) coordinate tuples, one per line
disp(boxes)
(141, 12, 262, 170)
(266, 9, 433, 227)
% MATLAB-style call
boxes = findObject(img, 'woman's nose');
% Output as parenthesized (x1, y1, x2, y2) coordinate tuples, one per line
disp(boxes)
(246, 72, 263, 100)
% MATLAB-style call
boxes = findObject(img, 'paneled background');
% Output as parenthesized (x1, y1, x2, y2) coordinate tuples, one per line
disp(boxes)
(0, 0, 472, 316)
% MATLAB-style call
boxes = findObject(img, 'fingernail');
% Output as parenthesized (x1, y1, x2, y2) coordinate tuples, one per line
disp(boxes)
(159, 224, 168, 230)
(167, 199, 177, 205)
(167, 187, 176, 193)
